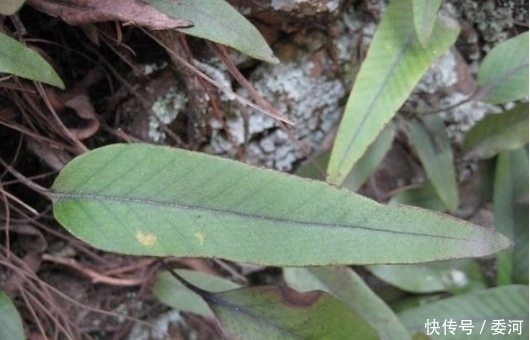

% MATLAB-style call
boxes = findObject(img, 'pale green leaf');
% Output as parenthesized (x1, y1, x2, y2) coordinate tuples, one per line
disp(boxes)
(207, 285, 379, 340)
(477, 32, 529, 104)
(511, 203, 529, 285)
(412, 0, 443, 47)
(0, 0, 25, 15)
(494, 148, 529, 285)
(406, 115, 458, 212)
(367, 260, 486, 295)
(0, 290, 25, 340)
(284, 266, 410, 340)
(398, 285, 529, 339)
(296, 123, 395, 192)
(143, 0, 278, 64)
(389, 183, 446, 211)
(391, 293, 445, 315)
(153, 269, 240, 317)
(0, 32, 64, 89)
(327, 0, 459, 185)
(463, 104, 529, 159)
(51, 144, 510, 266)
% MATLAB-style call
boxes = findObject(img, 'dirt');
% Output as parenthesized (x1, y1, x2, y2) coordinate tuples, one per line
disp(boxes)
(0, 0, 526, 339)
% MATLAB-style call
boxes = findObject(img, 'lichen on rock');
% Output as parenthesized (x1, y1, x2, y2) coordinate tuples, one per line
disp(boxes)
(208, 6, 376, 171)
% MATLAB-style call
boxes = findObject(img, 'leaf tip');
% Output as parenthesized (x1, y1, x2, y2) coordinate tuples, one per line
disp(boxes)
(267, 54, 280, 64)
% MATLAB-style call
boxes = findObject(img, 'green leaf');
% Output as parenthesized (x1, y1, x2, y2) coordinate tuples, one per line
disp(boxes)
(206, 285, 379, 340)
(390, 183, 446, 211)
(511, 203, 529, 285)
(294, 152, 329, 181)
(391, 293, 446, 315)
(51, 144, 511, 266)
(367, 259, 486, 295)
(412, 0, 443, 47)
(0, 0, 25, 15)
(494, 148, 529, 285)
(398, 285, 529, 339)
(143, 0, 278, 64)
(463, 104, 529, 159)
(0, 32, 65, 89)
(153, 269, 240, 317)
(284, 266, 410, 340)
(326, 0, 459, 185)
(296, 123, 395, 192)
(406, 115, 458, 212)
(0, 290, 25, 340)
(512, 203, 529, 285)
(477, 32, 529, 104)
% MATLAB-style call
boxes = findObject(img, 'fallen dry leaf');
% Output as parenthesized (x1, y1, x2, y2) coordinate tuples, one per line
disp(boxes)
(27, 0, 193, 30)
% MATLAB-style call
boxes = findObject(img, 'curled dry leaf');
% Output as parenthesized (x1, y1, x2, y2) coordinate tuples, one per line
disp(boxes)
(27, 0, 193, 30)
(64, 94, 100, 140)
(46, 89, 101, 140)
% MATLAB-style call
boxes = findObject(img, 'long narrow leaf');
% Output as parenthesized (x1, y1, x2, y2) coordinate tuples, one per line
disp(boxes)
(494, 148, 529, 285)
(284, 266, 410, 340)
(296, 122, 395, 192)
(144, 0, 278, 64)
(406, 115, 458, 212)
(367, 260, 486, 295)
(412, 0, 443, 47)
(51, 144, 510, 266)
(207, 285, 379, 340)
(327, 0, 459, 185)
(398, 285, 529, 339)
(389, 183, 446, 211)
(154, 269, 240, 317)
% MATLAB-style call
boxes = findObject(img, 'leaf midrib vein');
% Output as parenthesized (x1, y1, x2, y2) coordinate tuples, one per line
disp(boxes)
(51, 190, 478, 242)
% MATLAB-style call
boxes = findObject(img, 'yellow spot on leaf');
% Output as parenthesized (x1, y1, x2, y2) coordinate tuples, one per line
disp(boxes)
(136, 231, 157, 246)
(194, 232, 205, 245)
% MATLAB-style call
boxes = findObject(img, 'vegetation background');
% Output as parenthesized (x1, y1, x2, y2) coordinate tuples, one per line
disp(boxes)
(0, 0, 528, 339)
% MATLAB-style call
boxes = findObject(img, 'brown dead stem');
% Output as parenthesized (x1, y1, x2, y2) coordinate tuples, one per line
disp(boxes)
(0, 247, 153, 338)
(142, 28, 294, 126)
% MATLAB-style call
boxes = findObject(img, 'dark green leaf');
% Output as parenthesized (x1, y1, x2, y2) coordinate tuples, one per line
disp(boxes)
(390, 183, 446, 211)
(51, 144, 511, 266)
(284, 266, 410, 340)
(207, 285, 379, 340)
(296, 123, 395, 192)
(477, 32, 529, 104)
(511, 203, 529, 285)
(494, 148, 529, 285)
(153, 269, 240, 317)
(143, 0, 278, 64)
(463, 104, 529, 159)
(406, 115, 458, 212)
(0, 32, 64, 89)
